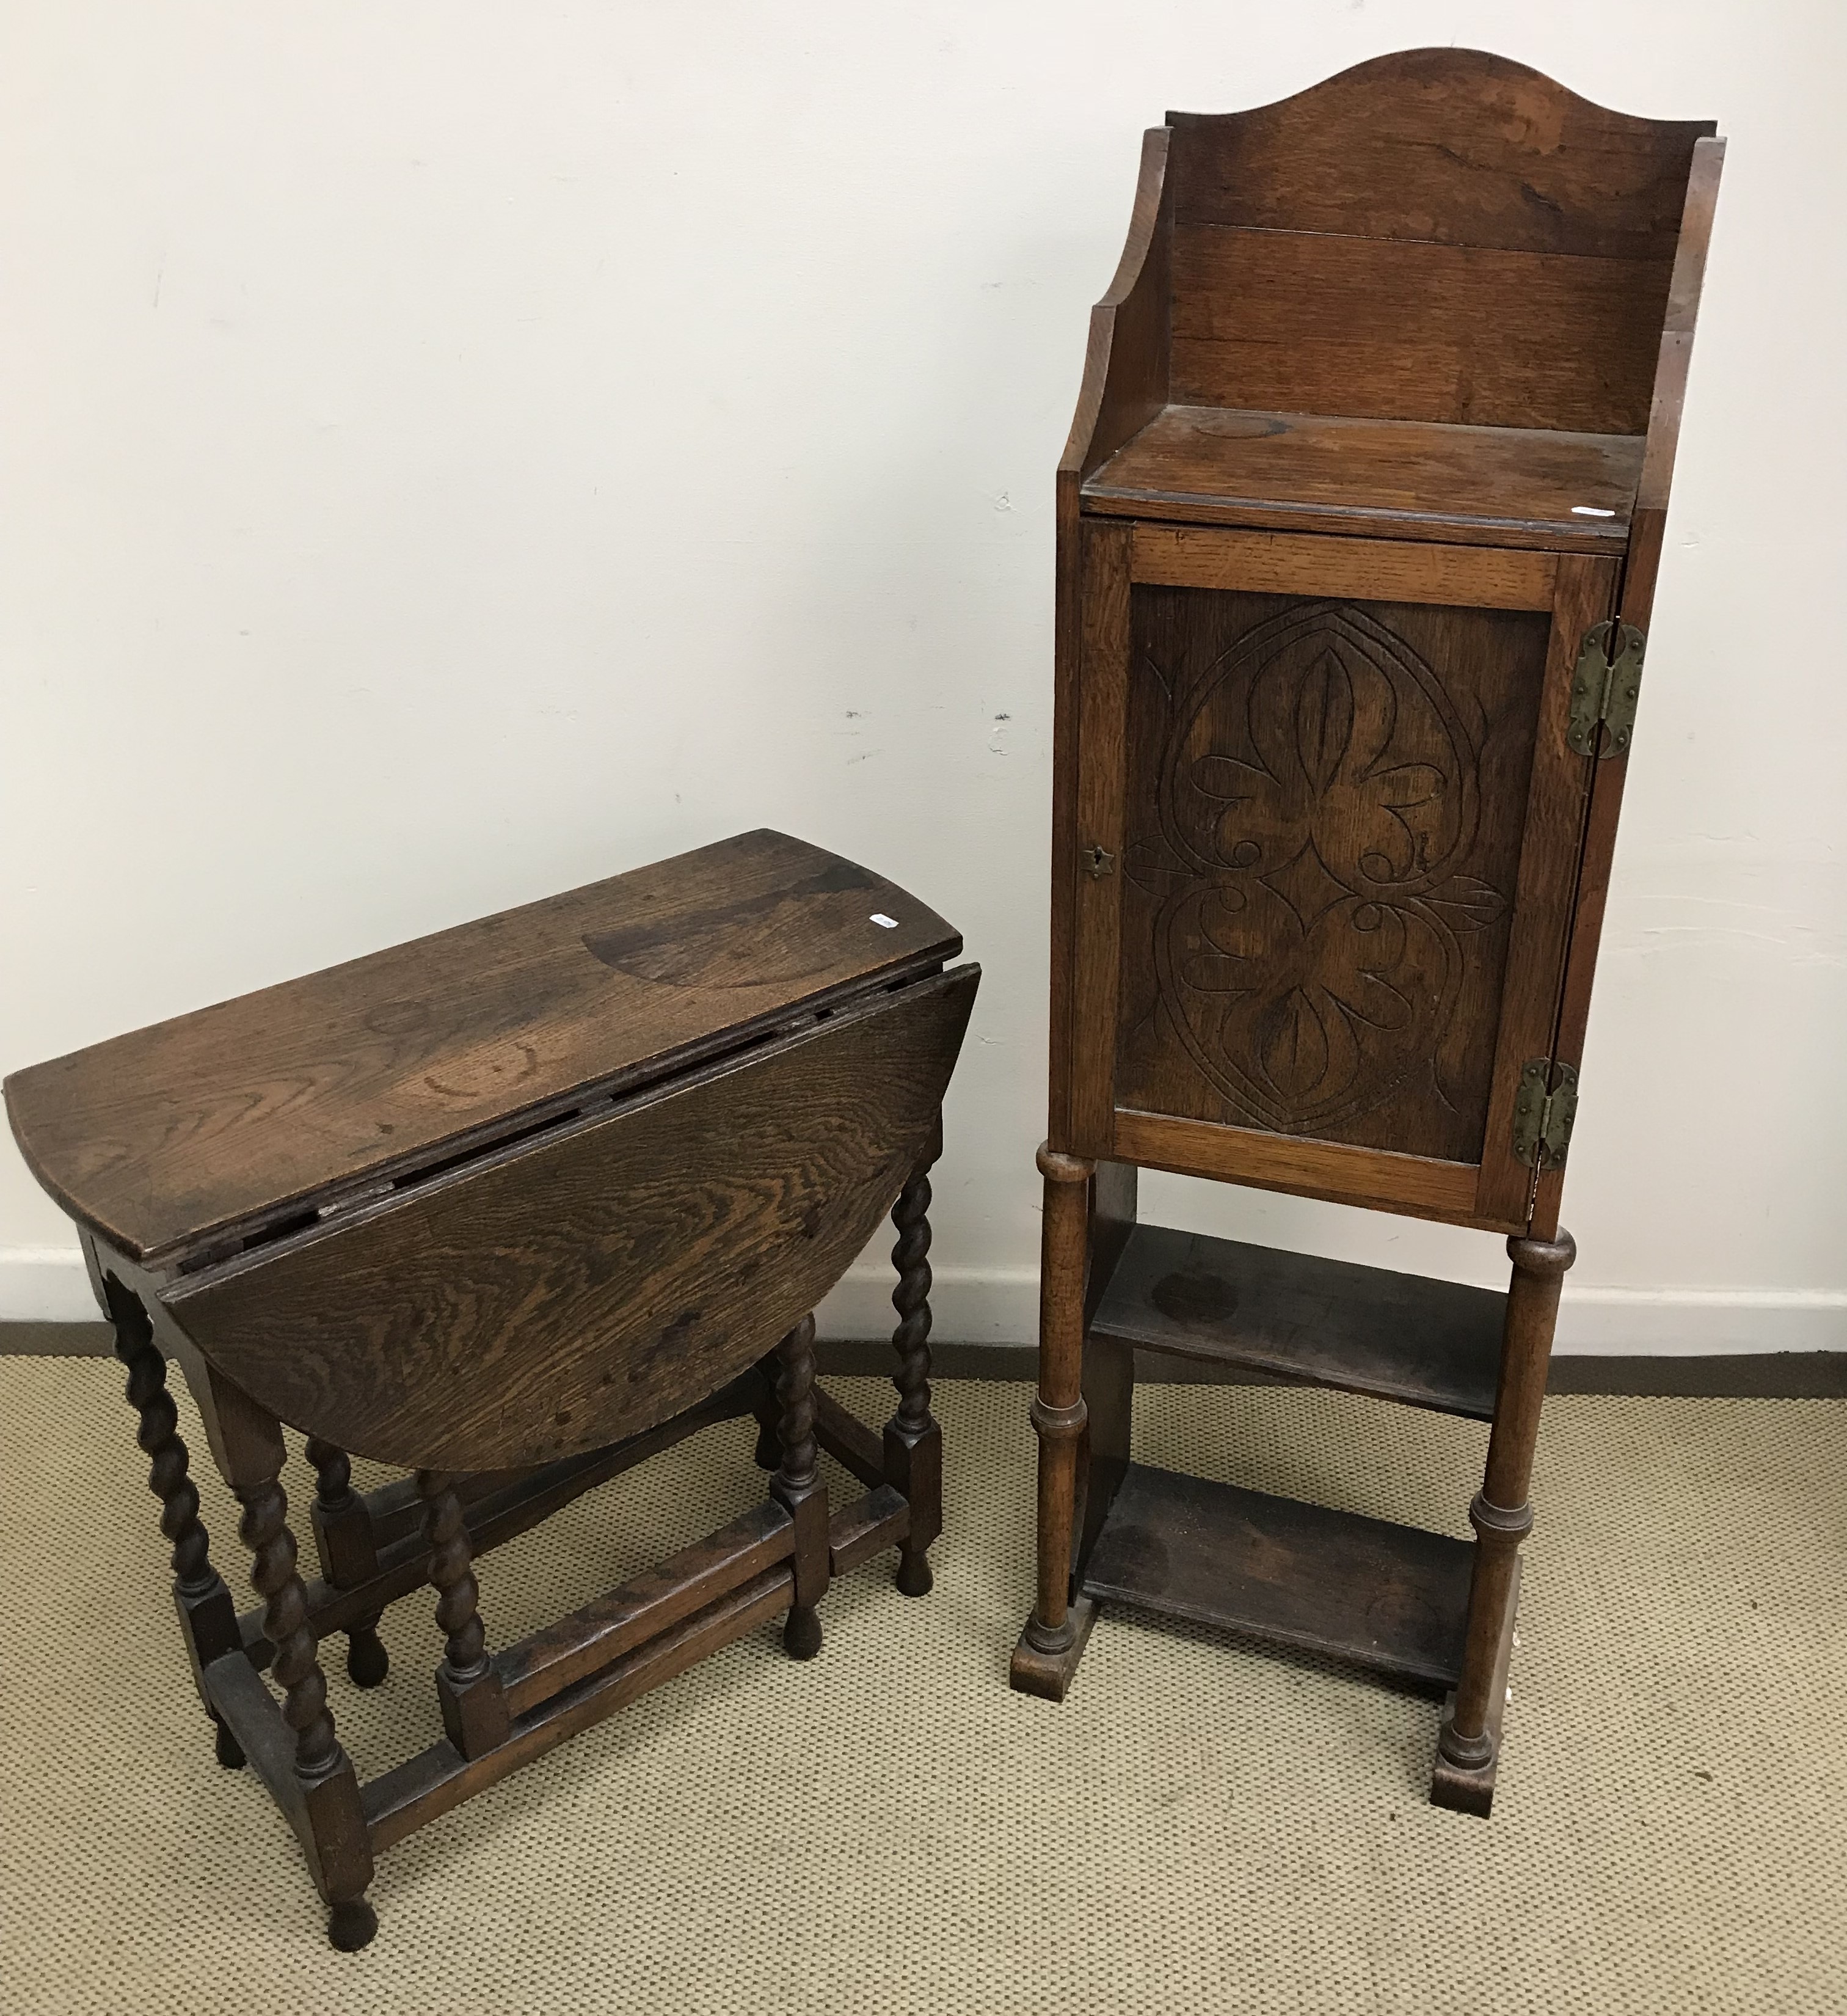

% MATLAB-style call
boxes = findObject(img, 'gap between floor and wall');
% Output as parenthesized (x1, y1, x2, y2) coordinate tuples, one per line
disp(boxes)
(6, 1254, 1845, 1397)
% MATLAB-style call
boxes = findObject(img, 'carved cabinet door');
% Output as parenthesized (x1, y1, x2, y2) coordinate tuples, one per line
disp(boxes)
(1063, 519, 1617, 1232)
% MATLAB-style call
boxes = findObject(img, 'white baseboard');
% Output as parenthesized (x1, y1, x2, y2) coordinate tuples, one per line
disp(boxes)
(1550, 1288, 1846, 1356)
(816, 1268, 1847, 1356)
(1, 1249, 99, 1323)
(5, 1247, 1842, 1356)
(814, 1265, 1041, 1346)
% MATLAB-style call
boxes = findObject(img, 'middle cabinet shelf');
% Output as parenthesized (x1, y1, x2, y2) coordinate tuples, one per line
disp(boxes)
(1091, 1222, 1507, 1422)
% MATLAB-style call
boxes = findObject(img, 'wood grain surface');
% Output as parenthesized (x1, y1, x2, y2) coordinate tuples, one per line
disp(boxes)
(1168, 224, 1671, 436)
(1080, 1460, 1474, 1692)
(164, 965, 978, 1470)
(4, 830, 958, 1266)
(1166, 49, 1713, 259)
(1091, 1222, 1505, 1419)
(1470, 553, 1619, 1226)
(1129, 522, 1559, 610)
(1112, 585, 1554, 1164)
(1109, 1109, 1492, 1226)
(1087, 409, 1642, 552)
(1066, 520, 1134, 1157)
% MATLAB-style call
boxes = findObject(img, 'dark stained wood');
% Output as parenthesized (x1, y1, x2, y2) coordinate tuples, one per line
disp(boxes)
(352, 1380, 757, 1554)
(750, 1359, 783, 1474)
(826, 1483, 911, 1578)
(1439, 1230, 1575, 1789)
(814, 1385, 885, 1488)
(1088, 411, 1639, 553)
(1013, 1145, 1093, 1676)
(362, 1567, 795, 1854)
(1112, 1111, 1496, 1225)
(163, 965, 977, 1470)
(1113, 583, 1556, 1165)
(205, 1375, 374, 1945)
(417, 1469, 511, 1759)
(365, 1475, 919, 1846)
(1007, 1593, 1099, 1704)
(1082, 1462, 1473, 1692)
(1130, 520, 1561, 607)
(3, 830, 959, 1266)
(497, 1502, 794, 1715)
(1170, 225, 1670, 435)
(304, 1440, 377, 1586)
(204, 1649, 311, 1827)
(1637, 137, 1727, 519)
(1062, 125, 1174, 488)
(239, 1381, 764, 1660)
(1073, 1161, 1138, 1582)
(1061, 526, 1608, 1230)
(1074, 1328, 1134, 1581)
(234, 1472, 346, 1786)
(1052, 130, 1173, 1142)
(1549, 1353, 1847, 1400)
(101, 1275, 246, 1759)
(770, 1315, 828, 1660)
(1471, 554, 1619, 1225)
(1029, 55, 1720, 1811)
(304, 1438, 389, 1688)
(1166, 49, 1711, 258)
(24, 833, 974, 1946)
(1084, 1160, 1140, 1324)
(883, 1156, 942, 1596)
(1066, 519, 1132, 1157)
(1431, 1557, 1521, 1817)
(200, 1649, 374, 1949)
(1092, 1223, 1504, 1419)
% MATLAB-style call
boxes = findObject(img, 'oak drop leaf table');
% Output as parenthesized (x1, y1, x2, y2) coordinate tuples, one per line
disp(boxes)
(1012, 49, 1722, 1815)
(5, 829, 978, 1948)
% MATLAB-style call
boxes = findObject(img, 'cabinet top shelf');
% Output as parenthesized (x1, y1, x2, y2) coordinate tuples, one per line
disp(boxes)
(1082, 406, 1642, 552)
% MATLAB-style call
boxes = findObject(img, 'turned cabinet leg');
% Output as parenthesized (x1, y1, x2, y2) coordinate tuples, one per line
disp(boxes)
(1010, 1144, 1097, 1700)
(305, 1437, 388, 1689)
(217, 1396, 374, 1949)
(415, 1471, 511, 1759)
(884, 1147, 942, 1598)
(771, 1314, 829, 1658)
(1433, 1229, 1576, 1816)
(101, 1277, 245, 1766)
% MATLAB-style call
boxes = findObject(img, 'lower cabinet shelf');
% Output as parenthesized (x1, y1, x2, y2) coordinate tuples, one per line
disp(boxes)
(1079, 1463, 1473, 1694)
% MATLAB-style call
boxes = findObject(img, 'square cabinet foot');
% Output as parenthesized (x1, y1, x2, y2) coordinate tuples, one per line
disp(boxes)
(1429, 1556, 1519, 1817)
(1429, 1714, 1499, 1817)
(1008, 1595, 1098, 1702)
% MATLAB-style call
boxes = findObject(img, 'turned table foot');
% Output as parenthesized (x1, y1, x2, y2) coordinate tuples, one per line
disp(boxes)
(327, 1897, 379, 1952)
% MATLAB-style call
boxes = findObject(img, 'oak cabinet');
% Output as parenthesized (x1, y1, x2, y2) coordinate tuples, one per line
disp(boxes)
(1013, 49, 1722, 1816)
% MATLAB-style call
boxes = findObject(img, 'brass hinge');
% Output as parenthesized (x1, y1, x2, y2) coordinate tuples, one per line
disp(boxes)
(1511, 1059, 1579, 1170)
(1081, 844, 1116, 878)
(1567, 620, 1646, 759)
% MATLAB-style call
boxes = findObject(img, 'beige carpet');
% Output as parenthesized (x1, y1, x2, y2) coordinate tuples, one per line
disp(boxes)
(1, 1357, 1842, 2015)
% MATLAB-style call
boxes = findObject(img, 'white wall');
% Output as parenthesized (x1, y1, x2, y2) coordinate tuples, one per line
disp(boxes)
(2, 2, 1842, 1352)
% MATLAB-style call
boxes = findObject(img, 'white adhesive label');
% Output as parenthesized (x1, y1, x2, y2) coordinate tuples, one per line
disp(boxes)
(870, 913, 898, 929)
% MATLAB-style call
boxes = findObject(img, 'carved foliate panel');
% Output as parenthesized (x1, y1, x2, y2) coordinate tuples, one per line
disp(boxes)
(1116, 589, 1552, 1163)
